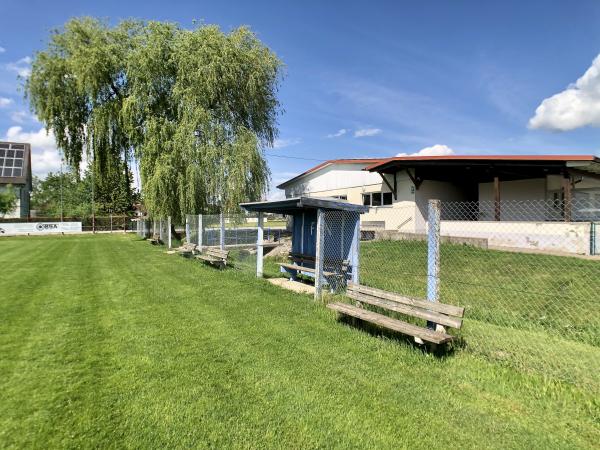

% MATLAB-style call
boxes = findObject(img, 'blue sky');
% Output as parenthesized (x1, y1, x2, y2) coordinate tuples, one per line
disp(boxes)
(2, 0, 600, 197)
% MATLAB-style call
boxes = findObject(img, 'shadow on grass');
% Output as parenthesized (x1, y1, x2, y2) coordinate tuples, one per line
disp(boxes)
(336, 314, 460, 358)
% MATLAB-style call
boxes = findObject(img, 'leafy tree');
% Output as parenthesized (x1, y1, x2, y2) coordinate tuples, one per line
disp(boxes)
(26, 18, 282, 222)
(0, 185, 17, 216)
(31, 169, 136, 217)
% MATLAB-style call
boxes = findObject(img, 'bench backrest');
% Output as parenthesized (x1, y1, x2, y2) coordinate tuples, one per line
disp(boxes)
(347, 282, 465, 329)
(206, 248, 229, 259)
(289, 252, 350, 267)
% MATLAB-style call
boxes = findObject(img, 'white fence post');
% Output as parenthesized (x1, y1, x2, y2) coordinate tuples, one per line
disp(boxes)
(314, 208, 325, 301)
(257, 212, 264, 278)
(185, 215, 190, 244)
(352, 214, 360, 284)
(198, 214, 203, 252)
(220, 212, 225, 250)
(427, 199, 441, 331)
(167, 216, 172, 249)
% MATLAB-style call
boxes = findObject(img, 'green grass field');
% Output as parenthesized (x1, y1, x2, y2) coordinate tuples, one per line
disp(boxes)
(1, 234, 599, 448)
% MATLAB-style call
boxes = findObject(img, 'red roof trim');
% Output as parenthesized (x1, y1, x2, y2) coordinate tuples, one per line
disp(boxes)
(276, 158, 384, 188)
(365, 154, 599, 171)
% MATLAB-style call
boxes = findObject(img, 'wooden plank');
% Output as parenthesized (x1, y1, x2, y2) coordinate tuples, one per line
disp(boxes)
(280, 263, 336, 277)
(327, 302, 454, 344)
(347, 291, 462, 329)
(347, 283, 464, 317)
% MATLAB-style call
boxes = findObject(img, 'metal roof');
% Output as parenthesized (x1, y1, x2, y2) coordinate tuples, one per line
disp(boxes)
(240, 196, 369, 214)
(365, 154, 600, 172)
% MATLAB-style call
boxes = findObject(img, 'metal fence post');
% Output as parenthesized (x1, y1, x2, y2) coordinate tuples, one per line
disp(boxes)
(352, 213, 360, 284)
(257, 212, 264, 278)
(314, 208, 325, 301)
(427, 199, 441, 331)
(220, 212, 225, 250)
(167, 216, 172, 249)
(185, 215, 190, 244)
(198, 214, 203, 251)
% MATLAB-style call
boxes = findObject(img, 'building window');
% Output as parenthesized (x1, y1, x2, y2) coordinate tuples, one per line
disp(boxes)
(383, 192, 393, 205)
(362, 192, 393, 207)
(372, 192, 382, 206)
(331, 195, 347, 200)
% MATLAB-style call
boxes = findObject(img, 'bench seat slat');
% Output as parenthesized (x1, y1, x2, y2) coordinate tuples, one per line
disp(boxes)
(347, 283, 464, 318)
(327, 302, 454, 344)
(196, 255, 222, 262)
(347, 291, 462, 329)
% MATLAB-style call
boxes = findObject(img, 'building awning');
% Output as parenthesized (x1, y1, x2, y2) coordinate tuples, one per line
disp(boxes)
(365, 155, 600, 183)
(240, 196, 369, 215)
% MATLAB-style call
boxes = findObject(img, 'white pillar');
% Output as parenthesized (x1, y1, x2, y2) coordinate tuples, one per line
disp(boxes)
(314, 208, 325, 301)
(352, 214, 360, 284)
(185, 215, 190, 244)
(257, 212, 264, 278)
(219, 212, 225, 250)
(198, 214, 203, 251)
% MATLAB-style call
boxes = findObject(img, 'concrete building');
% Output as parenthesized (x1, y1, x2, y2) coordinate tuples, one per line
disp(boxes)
(0, 141, 32, 218)
(277, 155, 600, 255)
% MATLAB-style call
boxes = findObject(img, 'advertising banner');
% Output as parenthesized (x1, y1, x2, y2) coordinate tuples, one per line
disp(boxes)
(0, 222, 83, 235)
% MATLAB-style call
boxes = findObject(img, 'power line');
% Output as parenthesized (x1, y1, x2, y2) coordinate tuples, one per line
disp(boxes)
(264, 152, 326, 162)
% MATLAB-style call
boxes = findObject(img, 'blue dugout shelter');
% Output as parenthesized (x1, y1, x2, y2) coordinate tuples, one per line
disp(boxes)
(240, 197, 368, 299)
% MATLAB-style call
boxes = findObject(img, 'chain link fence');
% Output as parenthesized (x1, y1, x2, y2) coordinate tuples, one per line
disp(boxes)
(181, 212, 286, 271)
(322, 210, 361, 293)
(353, 198, 600, 389)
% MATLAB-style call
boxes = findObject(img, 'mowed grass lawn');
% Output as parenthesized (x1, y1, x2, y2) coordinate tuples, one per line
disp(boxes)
(1, 235, 598, 449)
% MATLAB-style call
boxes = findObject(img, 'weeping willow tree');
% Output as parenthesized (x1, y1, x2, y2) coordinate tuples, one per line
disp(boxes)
(26, 18, 282, 221)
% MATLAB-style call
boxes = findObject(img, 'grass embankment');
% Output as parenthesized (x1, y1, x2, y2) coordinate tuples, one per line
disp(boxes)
(0, 234, 598, 448)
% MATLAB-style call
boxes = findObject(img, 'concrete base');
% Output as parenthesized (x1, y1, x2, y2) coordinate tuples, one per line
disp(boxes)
(267, 278, 314, 295)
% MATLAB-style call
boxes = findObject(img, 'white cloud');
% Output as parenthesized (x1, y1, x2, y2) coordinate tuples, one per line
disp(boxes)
(396, 144, 455, 157)
(529, 54, 600, 131)
(0, 46, 5, 53)
(354, 128, 382, 138)
(6, 56, 32, 78)
(0, 97, 13, 108)
(3, 126, 62, 176)
(10, 111, 30, 124)
(273, 137, 301, 149)
(326, 128, 347, 138)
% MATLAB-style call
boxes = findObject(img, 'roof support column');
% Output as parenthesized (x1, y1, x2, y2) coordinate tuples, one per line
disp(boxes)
(494, 176, 501, 221)
(562, 175, 572, 222)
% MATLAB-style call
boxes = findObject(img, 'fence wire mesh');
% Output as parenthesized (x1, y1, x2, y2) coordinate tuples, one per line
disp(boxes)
(351, 198, 599, 390)
(182, 212, 287, 271)
(322, 210, 361, 293)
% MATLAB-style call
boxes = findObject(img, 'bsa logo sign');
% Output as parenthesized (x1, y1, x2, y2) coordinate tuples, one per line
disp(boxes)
(0, 222, 82, 235)
(36, 223, 59, 232)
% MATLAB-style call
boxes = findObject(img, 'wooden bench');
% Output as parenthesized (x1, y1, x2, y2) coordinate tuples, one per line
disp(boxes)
(327, 283, 465, 345)
(148, 233, 162, 245)
(196, 248, 229, 268)
(177, 242, 197, 257)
